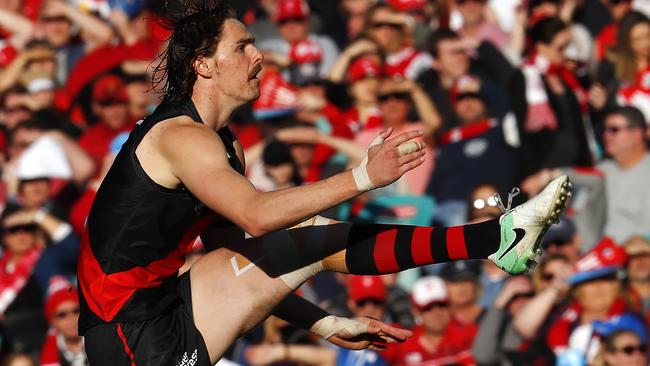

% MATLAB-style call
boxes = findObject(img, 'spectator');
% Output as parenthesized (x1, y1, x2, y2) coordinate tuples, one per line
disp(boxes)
(40, 276, 87, 366)
(383, 276, 476, 366)
(258, 0, 340, 78)
(1, 85, 33, 130)
(426, 75, 516, 226)
(510, 17, 593, 179)
(0, 41, 56, 94)
(1, 353, 36, 366)
(466, 183, 503, 222)
(623, 236, 650, 314)
(594, 326, 648, 366)
(456, 0, 509, 50)
(78, 74, 135, 171)
(380, 274, 416, 329)
(261, 140, 303, 191)
(612, 11, 650, 123)
(539, 217, 582, 264)
(438, 261, 484, 326)
(595, 0, 634, 61)
(523, 106, 650, 243)
(362, 3, 432, 80)
(546, 239, 631, 363)
(472, 275, 544, 366)
(0, 206, 78, 355)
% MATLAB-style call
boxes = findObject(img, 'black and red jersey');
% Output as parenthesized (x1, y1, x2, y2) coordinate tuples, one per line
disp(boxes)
(77, 99, 243, 334)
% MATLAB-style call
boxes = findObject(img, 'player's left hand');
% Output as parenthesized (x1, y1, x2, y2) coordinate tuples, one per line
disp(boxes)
(327, 316, 413, 351)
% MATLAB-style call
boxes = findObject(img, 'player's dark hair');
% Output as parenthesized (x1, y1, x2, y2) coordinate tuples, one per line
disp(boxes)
(529, 17, 567, 45)
(152, 0, 236, 103)
(426, 28, 459, 58)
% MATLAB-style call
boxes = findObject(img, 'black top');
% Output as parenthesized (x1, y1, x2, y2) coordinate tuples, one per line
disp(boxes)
(77, 99, 243, 334)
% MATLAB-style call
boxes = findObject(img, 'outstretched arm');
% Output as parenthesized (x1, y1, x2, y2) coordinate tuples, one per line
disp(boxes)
(160, 121, 425, 237)
(273, 293, 412, 351)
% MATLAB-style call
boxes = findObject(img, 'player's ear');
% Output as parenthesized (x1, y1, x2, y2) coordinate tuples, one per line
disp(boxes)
(194, 56, 212, 78)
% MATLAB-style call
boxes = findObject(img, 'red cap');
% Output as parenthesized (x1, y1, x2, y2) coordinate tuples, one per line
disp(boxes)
(93, 75, 129, 103)
(568, 237, 627, 285)
(347, 58, 381, 83)
(348, 275, 387, 302)
(44, 276, 79, 322)
(387, 0, 427, 12)
(0, 40, 17, 67)
(290, 39, 323, 65)
(276, 0, 309, 22)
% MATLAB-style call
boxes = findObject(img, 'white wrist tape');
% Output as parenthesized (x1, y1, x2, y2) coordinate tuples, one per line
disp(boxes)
(311, 315, 369, 340)
(352, 134, 385, 192)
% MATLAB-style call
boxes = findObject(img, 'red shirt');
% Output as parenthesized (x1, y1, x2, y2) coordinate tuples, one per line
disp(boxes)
(78, 121, 134, 172)
(382, 322, 477, 366)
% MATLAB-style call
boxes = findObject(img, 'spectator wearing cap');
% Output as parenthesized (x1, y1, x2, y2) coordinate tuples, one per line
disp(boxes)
(258, 0, 340, 79)
(592, 314, 648, 366)
(40, 276, 87, 366)
(624, 236, 650, 314)
(438, 261, 484, 326)
(0, 206, 79, 355)
(473, 275, 547, 366)
(245, 275, 391, 366)
(385, 0, 434, 51)
(417, 28, 513, 131)
(327, 38, 384, 134)
(383, 276, 476, 366)
(426, 75, 517, 226)
(542, 239, 634, 363)
(540, 216, 582, 264)
(524, 106, 650, 244)
(361, 3, 432, 81)
(79, 74, 135, 172)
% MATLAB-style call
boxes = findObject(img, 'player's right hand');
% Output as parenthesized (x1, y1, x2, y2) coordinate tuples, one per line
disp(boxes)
(365, 129, 426, 188)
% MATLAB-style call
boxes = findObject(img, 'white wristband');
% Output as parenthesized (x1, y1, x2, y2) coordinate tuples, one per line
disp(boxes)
(352, 133, 385, 192)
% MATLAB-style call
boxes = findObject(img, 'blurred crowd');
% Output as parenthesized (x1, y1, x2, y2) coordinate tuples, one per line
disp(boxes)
(0, 0, 649, 365)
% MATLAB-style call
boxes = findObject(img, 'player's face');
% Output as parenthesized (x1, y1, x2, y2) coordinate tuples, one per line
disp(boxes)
(211, 19, 263, 103)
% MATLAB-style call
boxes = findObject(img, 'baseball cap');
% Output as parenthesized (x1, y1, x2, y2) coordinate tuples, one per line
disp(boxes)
(387, 0, 427, 12)
(93, 75, 129, 103)
(347, 58, 382, 83)
(593, 313, 648, 344)
(439, 260, 480, 282)
(568, 237, 626, 285)
(541, 216, 576, 249)
(411, 276, 448, 309)
(289, 39, 323, 86)
(275, 0, 309, 23)
(18, 136, 72, 180)
(44, 276, 79, 322)
(348, 275, 387, 302)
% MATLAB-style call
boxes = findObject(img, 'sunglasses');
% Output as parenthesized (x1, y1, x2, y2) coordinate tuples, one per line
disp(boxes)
(509, 291, 535, 302)
(419, 301, 449, 312)
(98, 100, 127, 107)
(54, 307, 80, 320)
(4, 224, 38, 234)
(456, 92, 483, 102)
(41, 15, 69, 23)
(356, 298, 385, 307)
(378, 92, 410, 102)
(370, 22, 402, 30)
(278, 17, 307, 25)
(604, 125, 638, 134)
(473, 196, 498, 210)
(612, 344, 647, 355)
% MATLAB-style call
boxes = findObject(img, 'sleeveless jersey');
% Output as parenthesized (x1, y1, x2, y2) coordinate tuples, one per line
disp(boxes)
(77, 99, 243, 334)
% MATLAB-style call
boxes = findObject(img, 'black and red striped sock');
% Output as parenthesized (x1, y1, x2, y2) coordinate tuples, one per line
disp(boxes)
(344, 218, 500, 274)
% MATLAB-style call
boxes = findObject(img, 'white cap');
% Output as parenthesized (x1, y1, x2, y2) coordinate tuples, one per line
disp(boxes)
(18, 136, 72, 180)
(411, 276, 447, 308)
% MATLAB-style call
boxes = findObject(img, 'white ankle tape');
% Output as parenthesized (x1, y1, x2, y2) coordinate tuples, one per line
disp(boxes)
(310, 315, 369, 340)
(352, 134, 385, 192)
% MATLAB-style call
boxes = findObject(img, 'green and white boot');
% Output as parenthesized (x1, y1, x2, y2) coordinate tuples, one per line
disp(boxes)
(489, 175, 572, 275)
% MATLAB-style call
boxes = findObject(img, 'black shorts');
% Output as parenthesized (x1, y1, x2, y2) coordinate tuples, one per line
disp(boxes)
(84, 272, 211, 366)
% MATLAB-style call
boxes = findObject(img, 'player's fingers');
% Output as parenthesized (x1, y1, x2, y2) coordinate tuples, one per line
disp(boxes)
(398, 156, 426, 174)
(397, 141, 424, 156)
(397, 149, 425, 166)
(385, 130, 423, 148)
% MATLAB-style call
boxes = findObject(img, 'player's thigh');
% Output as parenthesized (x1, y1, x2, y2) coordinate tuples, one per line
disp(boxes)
(189, 245, 293, 363)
